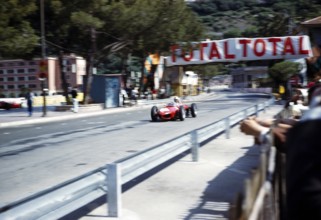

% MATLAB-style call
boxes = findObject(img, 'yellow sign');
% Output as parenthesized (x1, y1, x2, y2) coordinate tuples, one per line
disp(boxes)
(279, 85, 285, 94)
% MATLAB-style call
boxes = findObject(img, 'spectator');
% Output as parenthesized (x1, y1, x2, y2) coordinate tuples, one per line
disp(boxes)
(283, 89, 309, 119)
(25, 89, 34, 117)
(240, 84, 321, 220)
(70, 87, 78, 113)
(285, 85, 321, 220)
(239, 116, 293, 152)
(131, 87, 138, 105)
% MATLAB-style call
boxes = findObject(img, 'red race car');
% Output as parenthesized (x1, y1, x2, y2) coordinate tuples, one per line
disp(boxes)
(150, 102, 197, 122)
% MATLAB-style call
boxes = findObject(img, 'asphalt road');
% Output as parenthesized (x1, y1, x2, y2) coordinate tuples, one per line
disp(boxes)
(0, 93, 268, 208)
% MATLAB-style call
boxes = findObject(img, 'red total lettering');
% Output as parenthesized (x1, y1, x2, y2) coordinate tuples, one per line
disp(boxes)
(224, 41, 235, 59)
(253, 39, 266, 57)
(268, 37, 282, 55)
(209, 42, 221, 60)
(282, 37, 295, 55)
(299, 36, 309, 55)
(239, 39, 251, 57)
(200, 43, 208, 60)
(170, 45, 178, 62)
(182, 48, 194, 62)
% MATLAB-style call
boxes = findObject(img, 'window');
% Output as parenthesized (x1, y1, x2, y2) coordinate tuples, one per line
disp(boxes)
(18, 62, 25, 66)
(7, 69, 14, 74)
(8, 77, 15, 81)
(8, 85, 15, 89)
(0, 78, 3, 81)
(18, 77, 25, 81)
(18, 85, 25, 89)
(29, 84, 37, 89)
(28, 68, 36, 73)
(0, 85, 4, 89)
(29, 61, 36, 65)
(17, 69, 25, 73)
(28, 76, 36, 80)
(0, 70, 3, 74)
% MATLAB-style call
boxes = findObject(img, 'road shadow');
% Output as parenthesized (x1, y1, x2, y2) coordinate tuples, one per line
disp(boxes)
(182, 145, 260, 220)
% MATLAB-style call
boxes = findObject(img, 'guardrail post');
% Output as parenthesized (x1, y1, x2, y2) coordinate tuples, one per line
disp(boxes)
(244, 108, 248, 118)
(263, 102, 269, 113)
(107, 163, 121, 217)
(255, 104, 259, 117)
(191, 130, 199, 162)
(225, 117, 230, 139)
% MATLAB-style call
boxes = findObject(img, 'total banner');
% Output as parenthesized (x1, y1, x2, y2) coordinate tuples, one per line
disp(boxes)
(165, 35, 313, 67)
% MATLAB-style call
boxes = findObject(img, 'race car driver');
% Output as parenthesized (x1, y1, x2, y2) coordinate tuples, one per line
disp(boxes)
(173, 96, 182, 106)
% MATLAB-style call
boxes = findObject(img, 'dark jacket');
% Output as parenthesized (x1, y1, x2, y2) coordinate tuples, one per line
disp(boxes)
(285, 107, 321, 220)
(71, 89, 78, 99)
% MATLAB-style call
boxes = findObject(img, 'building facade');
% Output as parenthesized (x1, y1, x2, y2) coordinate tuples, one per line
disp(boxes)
(0, 54, 86, 98)
(230, 66, 269, 89)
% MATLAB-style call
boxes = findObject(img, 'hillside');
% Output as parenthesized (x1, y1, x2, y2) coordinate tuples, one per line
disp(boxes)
(187, 0, 321, 39)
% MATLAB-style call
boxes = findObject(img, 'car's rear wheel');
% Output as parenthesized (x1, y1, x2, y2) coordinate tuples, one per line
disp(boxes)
(151, 106, 159, 121)
(190, 103, 197, 117)
(179, 106, 186, 121)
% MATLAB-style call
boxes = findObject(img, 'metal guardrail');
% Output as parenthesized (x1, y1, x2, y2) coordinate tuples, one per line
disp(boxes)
(0, 97, 275, 219)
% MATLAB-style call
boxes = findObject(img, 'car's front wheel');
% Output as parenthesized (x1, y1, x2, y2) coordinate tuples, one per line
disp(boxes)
(190, 103, 197, 117)
(151, 106, 159, 121)
(178, 106, 186, 121)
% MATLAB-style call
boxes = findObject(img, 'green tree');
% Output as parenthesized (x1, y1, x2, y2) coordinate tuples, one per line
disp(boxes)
(42, 0, 205, 102)
(0, 0, 38, 58)
(269, 61, 301, 83)
(224, 28, 242, 38)
(269, 60, 302, 98)
(102, 0, 205, 92)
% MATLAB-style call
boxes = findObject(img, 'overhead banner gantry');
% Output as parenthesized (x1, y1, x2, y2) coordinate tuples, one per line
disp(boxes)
(165, 35, 313, 67)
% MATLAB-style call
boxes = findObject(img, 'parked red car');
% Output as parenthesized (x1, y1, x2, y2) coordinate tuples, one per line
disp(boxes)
(150, 102, 197, 122)
(0, 98, 25, 110)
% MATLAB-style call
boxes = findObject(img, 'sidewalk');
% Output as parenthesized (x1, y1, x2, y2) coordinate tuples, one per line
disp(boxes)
(69, 105, 282, 220)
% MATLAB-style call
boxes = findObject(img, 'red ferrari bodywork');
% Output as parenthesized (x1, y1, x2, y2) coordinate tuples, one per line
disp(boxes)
(158, 105, 181, 120)
(151, 102, 197, 122)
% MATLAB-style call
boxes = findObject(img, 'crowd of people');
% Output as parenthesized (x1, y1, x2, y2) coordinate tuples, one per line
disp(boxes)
(239, 71, 321, 220)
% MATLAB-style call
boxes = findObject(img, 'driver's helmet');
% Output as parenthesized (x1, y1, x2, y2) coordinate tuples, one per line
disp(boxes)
(173, 96, 180, 103)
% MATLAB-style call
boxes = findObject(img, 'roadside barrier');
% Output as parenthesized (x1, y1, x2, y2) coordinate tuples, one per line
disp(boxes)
(229, 116, 285, 220)
(0, 97, 275, 219)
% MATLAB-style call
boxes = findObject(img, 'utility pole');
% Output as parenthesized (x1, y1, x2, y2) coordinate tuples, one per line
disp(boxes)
(40, 0, 47, 117)
(83, 27, 96, 105)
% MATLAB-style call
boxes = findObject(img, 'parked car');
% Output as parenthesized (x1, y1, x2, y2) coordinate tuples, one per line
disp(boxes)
(0, 98, 25, 110)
